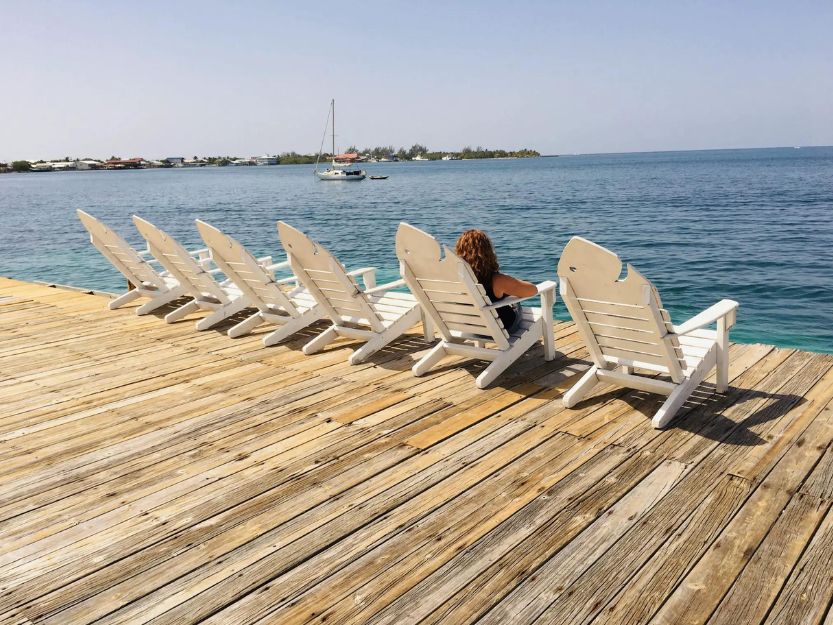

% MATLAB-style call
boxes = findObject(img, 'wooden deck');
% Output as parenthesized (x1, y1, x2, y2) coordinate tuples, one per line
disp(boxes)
(1, 276, 832, 625)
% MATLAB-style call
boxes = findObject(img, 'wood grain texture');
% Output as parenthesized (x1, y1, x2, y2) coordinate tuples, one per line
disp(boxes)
(0, 278, 832, 625)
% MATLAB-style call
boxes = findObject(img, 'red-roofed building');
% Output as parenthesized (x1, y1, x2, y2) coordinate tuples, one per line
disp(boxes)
(104, 157, 144, 169)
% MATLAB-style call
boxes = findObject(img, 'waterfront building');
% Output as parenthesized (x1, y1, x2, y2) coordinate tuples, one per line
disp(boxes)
(49, 161, 78, 171)
(103, 157, 144, 170)
(256, 155, 279, 165)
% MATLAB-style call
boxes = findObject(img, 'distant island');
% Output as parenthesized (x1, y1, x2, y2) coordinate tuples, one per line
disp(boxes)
(0, 144, 540, 173)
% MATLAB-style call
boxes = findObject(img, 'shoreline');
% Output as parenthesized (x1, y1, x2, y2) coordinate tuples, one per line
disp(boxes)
(4, 145, 831, 170)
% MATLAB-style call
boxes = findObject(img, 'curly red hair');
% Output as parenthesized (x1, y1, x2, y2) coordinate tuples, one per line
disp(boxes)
(455, 229, 499, 286)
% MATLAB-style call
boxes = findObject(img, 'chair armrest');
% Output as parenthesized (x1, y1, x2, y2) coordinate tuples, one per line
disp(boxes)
(263, 259, 291, 272)
(189, 247, 211, 259)
(363, 278, 407, 295)
(483, 280, 558, 310)
(673, 299, 739, 336)
(136, 252, 171, 276)
(275, 275, 299, 285)
(346, 266, 377, 289)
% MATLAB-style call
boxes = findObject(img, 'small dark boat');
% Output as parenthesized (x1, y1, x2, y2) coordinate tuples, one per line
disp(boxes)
(369, 175, 388, 180)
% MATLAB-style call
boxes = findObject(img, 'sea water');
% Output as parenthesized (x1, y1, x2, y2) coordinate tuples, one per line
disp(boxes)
(1, 147, 831, 353)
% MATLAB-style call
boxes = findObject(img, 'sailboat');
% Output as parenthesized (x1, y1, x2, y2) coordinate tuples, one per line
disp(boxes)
(315, 99, 366, 181)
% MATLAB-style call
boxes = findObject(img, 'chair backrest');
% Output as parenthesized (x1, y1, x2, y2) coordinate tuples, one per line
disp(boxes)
(277, 221, 384, 331)
(395, 223, 510, 349)
(132, 216, 228, 303)
(77, 209, 165, 289)
(195, 220, 297, 315)
(557, 236, 685, 382)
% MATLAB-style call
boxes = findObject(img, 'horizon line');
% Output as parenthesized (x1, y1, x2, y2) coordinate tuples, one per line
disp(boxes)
(545, 144, 832, 158)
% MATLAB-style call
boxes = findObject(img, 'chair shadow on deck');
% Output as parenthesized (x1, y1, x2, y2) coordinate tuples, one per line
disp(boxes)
(144, 298, 434, 371)
(140, 301, 324, 350)
(120, 298, 808, 447)
(367, 341, 590, 394)
(356, 334, 439, 372)
(568, 376, 807, 446)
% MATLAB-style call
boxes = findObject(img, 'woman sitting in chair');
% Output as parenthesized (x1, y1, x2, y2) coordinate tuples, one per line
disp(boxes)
(455, 229, 537, 333)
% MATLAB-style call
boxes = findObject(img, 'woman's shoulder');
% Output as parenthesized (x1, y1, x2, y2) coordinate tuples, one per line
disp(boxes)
(491, 272, 511, 286)
(490, 272, 512, 297)
(492, 272, 538, 299)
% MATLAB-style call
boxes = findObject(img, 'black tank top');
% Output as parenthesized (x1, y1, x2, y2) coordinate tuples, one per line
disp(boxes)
(483, 275, 518, 332)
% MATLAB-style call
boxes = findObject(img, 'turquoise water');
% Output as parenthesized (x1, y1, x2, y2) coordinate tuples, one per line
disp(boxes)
(1, 147, 831, 353)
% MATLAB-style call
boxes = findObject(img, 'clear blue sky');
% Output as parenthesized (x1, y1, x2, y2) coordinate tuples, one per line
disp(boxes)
(2, 1, 832, 160)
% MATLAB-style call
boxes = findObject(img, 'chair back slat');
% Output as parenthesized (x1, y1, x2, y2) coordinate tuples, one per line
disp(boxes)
(77, 210, 164, 288)
(557, 236, 685, 382)
(277, 222, 383, 331)
(132, 216, 228, 303)
(196, 220, 297, 315)
(395, 223, 510, 349)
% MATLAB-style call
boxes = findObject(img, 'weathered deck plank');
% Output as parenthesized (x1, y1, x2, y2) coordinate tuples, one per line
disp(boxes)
(1, 278, 832, 625)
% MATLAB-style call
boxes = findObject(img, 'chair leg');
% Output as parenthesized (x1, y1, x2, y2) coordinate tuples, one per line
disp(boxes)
(303, 325, 339, 355)
(136, 287, 186, 315)
(350, 308, 421, 364)
(421, 310, 434, 343)
(196, 297, 249, 331)
(262, 309, 319, 347)
(563, 365, 600, 408)
(540, 288, 556, 361)
(349, 337, 385, 365)
(541, 317, 555, 362)
(652, 378, 697, 429)
(652, 359, 712, 429)
(165, 300, 200, 324)
(476, 326, 541, 388)
(412, 342, 448, 377)
(109, 289, 141, 310)
(716, 318, 730, 393)
(228, 311, 264, 338)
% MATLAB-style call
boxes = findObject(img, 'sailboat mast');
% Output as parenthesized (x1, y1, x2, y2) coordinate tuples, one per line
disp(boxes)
(331, 99, 335, 157)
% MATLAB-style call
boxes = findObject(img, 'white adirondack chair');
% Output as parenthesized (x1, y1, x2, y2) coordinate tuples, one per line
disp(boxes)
(277, 221, 429, 364)
(195, 220, 325, 345)
(395, 223, 557, 389)
(77, 209, 191, 314)
(132, 216, 250, 330)
(558, 236, 738, 428)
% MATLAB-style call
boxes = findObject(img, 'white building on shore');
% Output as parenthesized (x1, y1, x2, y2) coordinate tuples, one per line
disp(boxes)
(49, 161, 77, 171)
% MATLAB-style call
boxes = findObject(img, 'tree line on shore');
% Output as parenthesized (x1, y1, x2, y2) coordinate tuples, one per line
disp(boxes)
(245, 144, 540, 165)
(349, 144, 540, 160)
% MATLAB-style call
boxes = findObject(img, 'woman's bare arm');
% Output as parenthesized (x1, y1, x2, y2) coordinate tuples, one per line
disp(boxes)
(492, 273, 538, 299)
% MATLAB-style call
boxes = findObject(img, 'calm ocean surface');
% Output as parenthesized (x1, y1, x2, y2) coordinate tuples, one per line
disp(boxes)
(1, 147, 831, 353)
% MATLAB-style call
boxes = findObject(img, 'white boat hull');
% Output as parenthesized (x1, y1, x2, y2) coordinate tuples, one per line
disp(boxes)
(315, 169, 366, 181)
